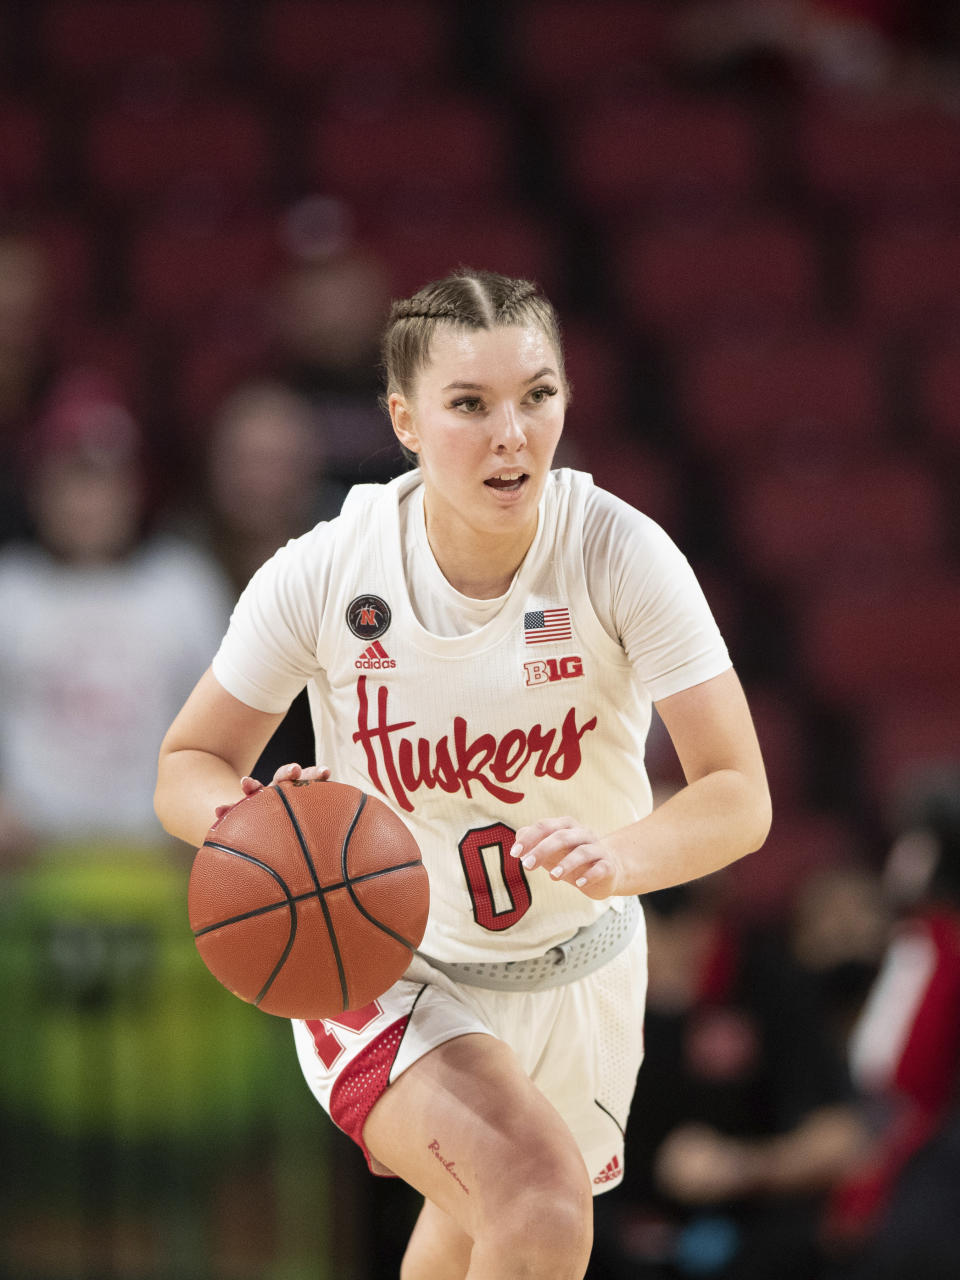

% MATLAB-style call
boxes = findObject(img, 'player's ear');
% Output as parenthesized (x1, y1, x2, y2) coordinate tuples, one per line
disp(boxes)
(389, 393, 420, 455)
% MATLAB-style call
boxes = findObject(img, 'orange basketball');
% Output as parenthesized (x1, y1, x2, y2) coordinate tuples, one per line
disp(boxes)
(187, 778, 429, 1019)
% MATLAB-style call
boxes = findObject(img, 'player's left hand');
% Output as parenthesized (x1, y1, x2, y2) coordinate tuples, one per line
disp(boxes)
(509, 817, 623, 899)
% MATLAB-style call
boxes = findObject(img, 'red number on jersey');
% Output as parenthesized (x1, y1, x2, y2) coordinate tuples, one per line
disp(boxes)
(459, 822, 532, 931)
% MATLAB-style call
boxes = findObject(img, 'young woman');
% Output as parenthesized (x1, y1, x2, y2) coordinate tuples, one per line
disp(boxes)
(155, 270, 770, 1280)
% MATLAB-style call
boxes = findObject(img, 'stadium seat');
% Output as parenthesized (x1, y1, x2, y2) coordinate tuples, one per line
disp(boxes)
(560, 321, 629, 435)
(129, 216, 279, 324)
(0, 100, 49, 205)
(797, 95, 960, 216)
(176, 335, 269, 426)
(52, 321, 147, 415)
(86, 98, 272, 208)
(309, 96, 511, 213)
(584, 440, 682, 536)
(857, 220, 960, 337)
(261, 0, 449, 85)
(507, 1, 670, 101)
(729, 457, 949, 594)
(719, 808, 862, 923)
(860, 692, 960, 816)
(919, 342, 960, 452)
(615, 214, 821, 336)
(41, 0, 225, 82)
(366, 209, 561, 306)
(797, 575, 960, 710)
(564, 95, 761, 222)
(680, 328, 884, 462)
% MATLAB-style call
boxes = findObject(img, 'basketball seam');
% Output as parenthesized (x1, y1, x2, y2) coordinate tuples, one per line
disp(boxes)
(341, 796, 420, 952)
(192, 856, 426, 936)
(194, 840, 298, 1007)
(274, 783, 349, 1010)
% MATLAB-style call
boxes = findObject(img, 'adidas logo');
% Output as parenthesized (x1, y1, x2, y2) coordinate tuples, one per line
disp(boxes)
(355, 640, 397, 670)
(593, 1154, 622, 1185)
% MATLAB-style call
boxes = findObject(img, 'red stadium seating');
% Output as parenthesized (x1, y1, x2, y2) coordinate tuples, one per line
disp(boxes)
(86, 98, 272, 208)
(745, 685, 812, 811)
(262, 1, 449, 85)
(560, 322, 628, 434)
(34, 216, 98, 321)
(0, 100, 49, 204)
(857, 220, 960, 337)
(129, 217, 279, 324)
(366, 209, 561, 305)
(584, 440, 682, 536)
(798, 575, 960, 710)
(616, 215, 821, 335)
(176, 335, 269, 426)
(797, 95, 960, 216)
(52, 320, 147, 411)
(919, 342, 960, 451)
(507, 1, 670, 100)
(861, 692, 960, 814)
(719, 808, 863, 923)
(680, 328, 884, 461)
(308, 97, 510, 213)
(565, 95, 761, 221)
(41, 0, 225, 81)
(729, 458, 949, 593)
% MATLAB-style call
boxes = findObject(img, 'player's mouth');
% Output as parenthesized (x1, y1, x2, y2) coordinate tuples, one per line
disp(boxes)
(484, 470, 529, 492)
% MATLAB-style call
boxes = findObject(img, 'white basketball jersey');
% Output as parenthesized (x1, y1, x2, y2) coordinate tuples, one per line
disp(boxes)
(213, 468, 730, 963)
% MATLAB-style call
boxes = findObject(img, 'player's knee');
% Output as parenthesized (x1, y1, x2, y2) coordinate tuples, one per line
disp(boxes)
(482, 1164, 593, 1278)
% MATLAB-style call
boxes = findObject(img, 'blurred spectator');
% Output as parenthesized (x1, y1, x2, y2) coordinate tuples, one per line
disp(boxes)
(0, 230, 55, 545)
(195, 379, 343, 782)
(202, 379, 340, 592)
(790, 864, 889, 1054)
(590, 880, 867, 1279)
(270, 206, 394, 482)
(0, 369, 232, 861)
(823, 771, 960, 1278)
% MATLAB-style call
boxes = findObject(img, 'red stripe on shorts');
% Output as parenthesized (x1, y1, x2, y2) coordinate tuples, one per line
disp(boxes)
(329, 1016, 409, 1170)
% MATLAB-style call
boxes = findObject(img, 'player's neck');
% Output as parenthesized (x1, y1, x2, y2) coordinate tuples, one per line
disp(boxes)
(423, 504, 537, 600)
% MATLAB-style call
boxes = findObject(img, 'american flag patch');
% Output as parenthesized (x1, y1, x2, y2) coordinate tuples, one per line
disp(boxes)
(524, 607, 572, 645)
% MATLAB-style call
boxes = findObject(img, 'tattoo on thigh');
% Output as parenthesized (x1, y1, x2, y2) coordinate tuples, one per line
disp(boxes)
(428, 1139, 470, 1195)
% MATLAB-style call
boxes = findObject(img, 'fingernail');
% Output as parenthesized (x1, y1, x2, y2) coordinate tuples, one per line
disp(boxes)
(521, 854, 536, 869)
(509, 842, 522, 858)
(550, 866, 564, 879)
(576, 877, 587, 887)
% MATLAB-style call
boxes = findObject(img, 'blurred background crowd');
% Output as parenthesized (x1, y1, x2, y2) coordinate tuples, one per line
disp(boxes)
(1, 1, 959, 1277)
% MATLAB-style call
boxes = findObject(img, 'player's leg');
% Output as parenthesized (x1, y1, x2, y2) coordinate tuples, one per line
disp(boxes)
(363, 1032, 594, 1280)
(400, 1199, 473, 1280)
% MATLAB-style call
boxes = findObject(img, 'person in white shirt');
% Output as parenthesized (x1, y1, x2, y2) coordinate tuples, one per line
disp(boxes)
(156, 269, 771, 1280)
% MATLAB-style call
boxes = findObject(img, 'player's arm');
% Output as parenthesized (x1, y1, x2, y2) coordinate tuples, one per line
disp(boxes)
(155, 666, 326, 849)
(511, 666, 771, 898)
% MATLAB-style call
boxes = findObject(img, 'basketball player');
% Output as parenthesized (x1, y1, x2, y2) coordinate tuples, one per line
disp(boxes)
(155, 270, 771, 1280)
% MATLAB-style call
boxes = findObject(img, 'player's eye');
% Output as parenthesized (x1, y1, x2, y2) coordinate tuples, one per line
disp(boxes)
(528, 385, 559, 404)
(451, 396, 483, 414)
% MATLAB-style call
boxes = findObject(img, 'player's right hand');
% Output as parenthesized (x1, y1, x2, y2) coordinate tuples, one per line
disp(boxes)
(213, 763, 331, 821)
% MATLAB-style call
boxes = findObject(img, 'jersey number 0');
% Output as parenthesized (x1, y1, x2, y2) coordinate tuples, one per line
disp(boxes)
(458, 823, 531, 931)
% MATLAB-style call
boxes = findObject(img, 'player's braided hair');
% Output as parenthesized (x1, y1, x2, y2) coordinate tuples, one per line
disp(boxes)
(381, 270, 567, 441)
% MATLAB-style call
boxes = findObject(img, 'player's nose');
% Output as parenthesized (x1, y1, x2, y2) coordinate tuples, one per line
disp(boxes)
(492, 401, 526, 453)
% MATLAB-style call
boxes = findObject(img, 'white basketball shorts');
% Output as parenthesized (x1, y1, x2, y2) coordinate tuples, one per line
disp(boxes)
(291, 915, 647, 1194)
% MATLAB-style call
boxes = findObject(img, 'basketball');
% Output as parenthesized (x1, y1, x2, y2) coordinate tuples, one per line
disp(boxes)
(187, 779, 429, 1019)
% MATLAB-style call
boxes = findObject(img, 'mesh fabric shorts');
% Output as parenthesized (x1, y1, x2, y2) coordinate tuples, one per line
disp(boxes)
(291, 912, 647, 1194)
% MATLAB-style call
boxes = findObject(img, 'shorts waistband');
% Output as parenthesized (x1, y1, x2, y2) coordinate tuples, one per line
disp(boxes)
(418, 897, 641, 992)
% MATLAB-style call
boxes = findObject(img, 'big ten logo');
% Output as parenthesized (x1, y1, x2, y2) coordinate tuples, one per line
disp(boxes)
(523, 655, 584, 687)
